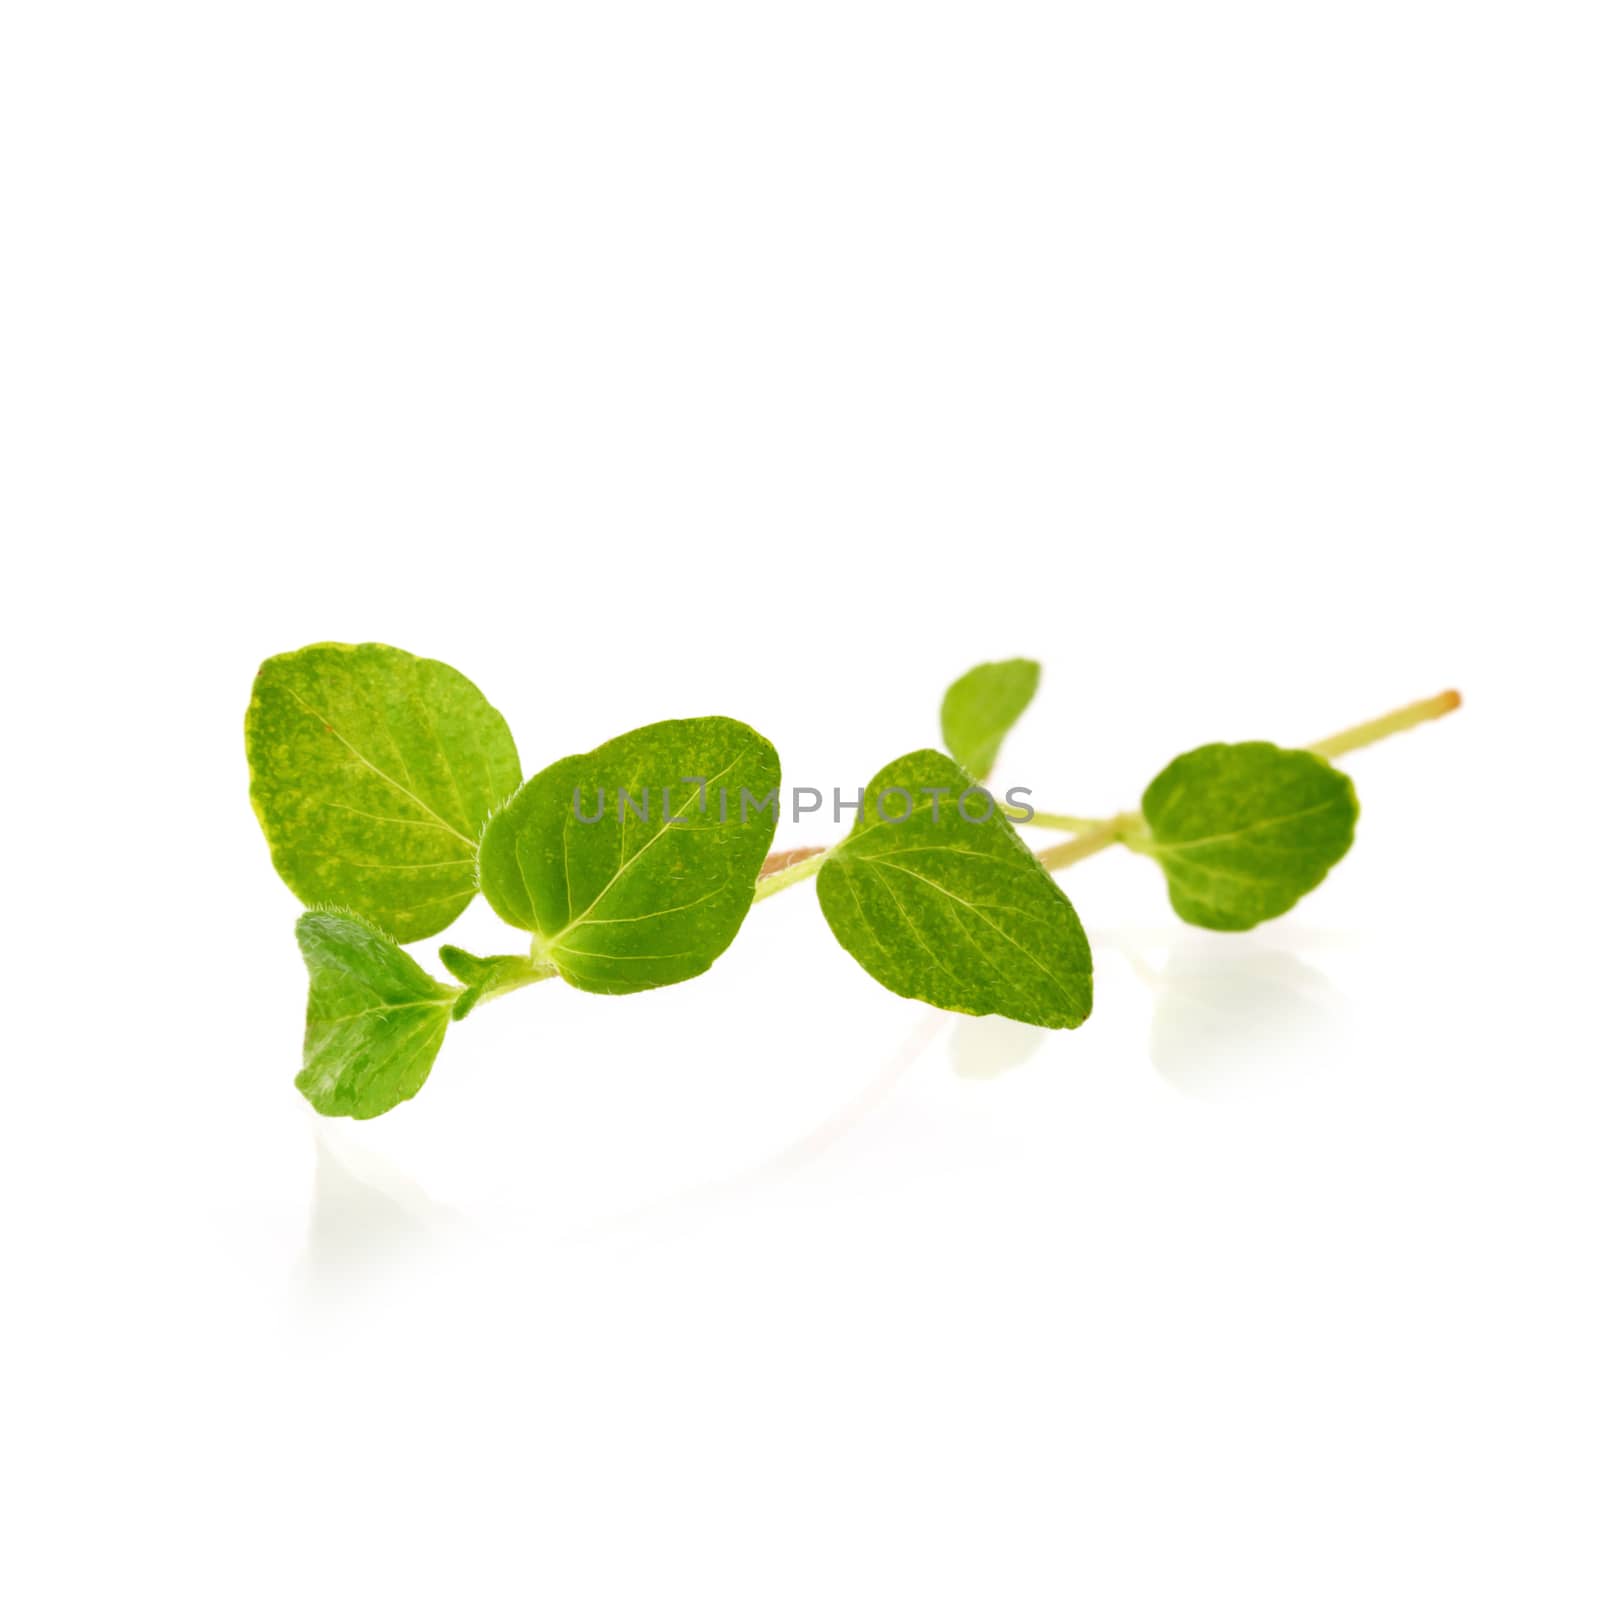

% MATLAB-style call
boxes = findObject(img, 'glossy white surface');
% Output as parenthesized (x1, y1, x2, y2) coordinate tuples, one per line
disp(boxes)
(5, 3, 1595, 1594)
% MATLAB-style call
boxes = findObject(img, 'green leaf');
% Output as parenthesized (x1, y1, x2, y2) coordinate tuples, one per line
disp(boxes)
(816, 749, 1092, 1028)
(1139, 742, 1360, 931)
(295, 909, 458, 1119)
(246, 642, 521, 942)
(438, 944, 552, 1019)
(940, 658, 1040, 780)
(477, 717, 781, 995)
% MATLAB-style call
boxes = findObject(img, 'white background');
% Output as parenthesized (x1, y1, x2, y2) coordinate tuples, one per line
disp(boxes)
(4, 3, 1597, 1595)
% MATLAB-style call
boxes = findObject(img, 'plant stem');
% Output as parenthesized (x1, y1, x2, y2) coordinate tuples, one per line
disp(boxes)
(1303, 689, 1462, 761)
(1010, 688, 1464, 834)
(1000, 804, 1105, 832)
(753, 846, 834, 901)
(1033, 811, 1146, 872)
(469, 955, 558, 1008)
(759, 845, 828, 878)
(753, 688, 1463, 902)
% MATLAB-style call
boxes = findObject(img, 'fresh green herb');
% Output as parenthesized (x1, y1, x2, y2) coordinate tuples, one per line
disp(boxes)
(476, 716, 780, 994)
(246, 642, 520, 941)
(1134, 743, 1358, 930)
(295, 909, 459, 1119)
(251, 646, 1460, 1119)
(940, 657, 1040, 780)
(816, 749, 1092, 1027)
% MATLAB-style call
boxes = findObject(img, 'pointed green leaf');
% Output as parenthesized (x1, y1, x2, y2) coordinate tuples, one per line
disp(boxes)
(246, 642, 521, 942)
(295, 909, 458, 1119)
(940, 658, 1041, 779)
(817, 749, 1092, 1028)
(478, 717, 780, 995)
(1139, 742, 1359, 931)
(438, 944, 552, 1019)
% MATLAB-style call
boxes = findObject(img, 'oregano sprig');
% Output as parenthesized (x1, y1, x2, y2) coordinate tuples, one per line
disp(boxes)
(246, 644, 1460, 1119)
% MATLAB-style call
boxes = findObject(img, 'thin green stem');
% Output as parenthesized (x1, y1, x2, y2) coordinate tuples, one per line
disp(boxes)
(1015, 688, 1463, 838)
(450, 952, 558, 1011)
(479, 961, 557, 1005)
(1303, 689, 1462, 761)
(1033, 812, 1145, 872)
(1000, 803, 1106, 832)
(756, 689, 1464, 897)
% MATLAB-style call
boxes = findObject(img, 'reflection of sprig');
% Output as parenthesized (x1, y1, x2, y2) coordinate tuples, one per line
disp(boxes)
(247, 645, 1460, 1119)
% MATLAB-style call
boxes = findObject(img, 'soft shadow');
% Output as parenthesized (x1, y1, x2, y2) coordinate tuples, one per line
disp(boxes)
(293, 1131, 471, 1308)
(949, 1014, 1048, 1081)
(1139, 936, 1349, 1102)
(583, 1012, 949, 1248)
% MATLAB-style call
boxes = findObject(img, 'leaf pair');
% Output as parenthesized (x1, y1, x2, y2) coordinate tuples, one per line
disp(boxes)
(934, 657, 1359, 931)
(250, 646, 782, 1116)
(247, 644, 785, 964)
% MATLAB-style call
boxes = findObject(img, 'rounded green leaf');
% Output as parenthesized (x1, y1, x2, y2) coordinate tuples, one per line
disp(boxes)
(295, 910, 457, 1119)
(1140, 742, 1359, 931)
(246, 642, 521, 941)
(817, 749, 1092, 1028)
(478, 717, 781, 995)
(940, 658, 1040, 780)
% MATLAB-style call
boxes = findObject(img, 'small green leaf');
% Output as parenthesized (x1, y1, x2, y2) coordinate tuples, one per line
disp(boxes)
(246, 642, 521, 942)
(940, 658, 1041, 779)
(295, 909, 458, 1119)
(438, 944, 552, 1018)
(1139, 742, 1359, 931)
(817, 749, 1092, 1028)
(478, 717, 780, 995)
